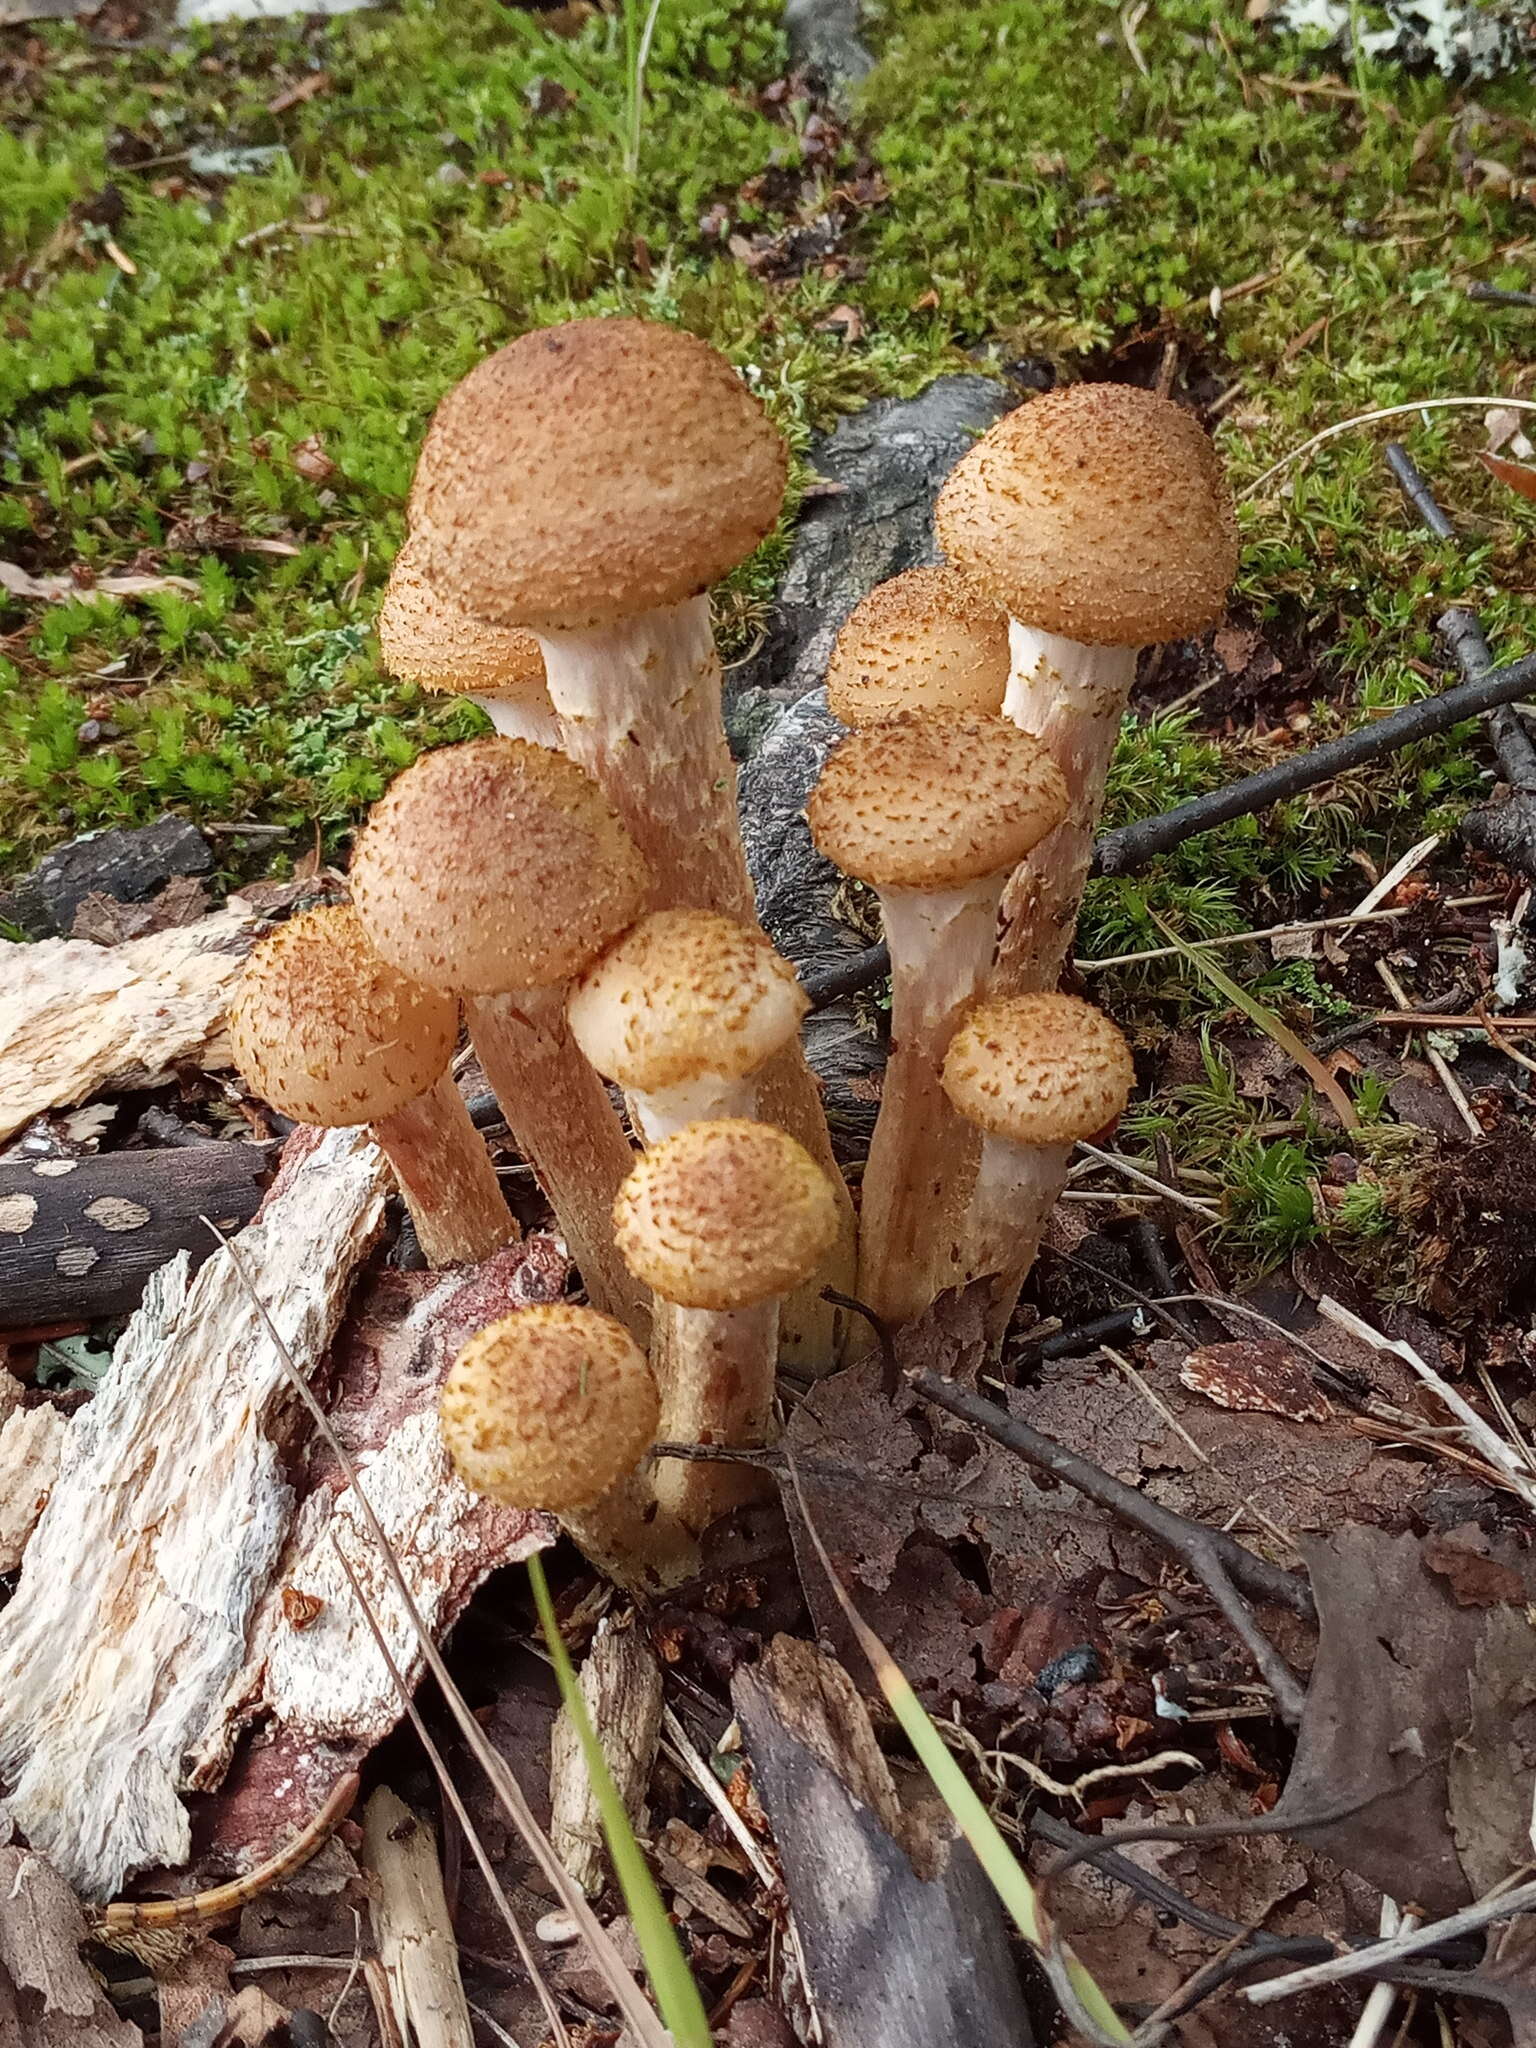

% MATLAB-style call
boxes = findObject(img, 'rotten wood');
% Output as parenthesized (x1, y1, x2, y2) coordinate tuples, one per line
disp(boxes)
(733, 1634, 1035, 2048)
(0, 1377, 68, 1570)
(0, 900, 265, 1144)
(0, 1844, 142, 2048)
(362, 1787, 475, 2048)
(549, 1625, 663, 1896)
(0, 1143, 271, 1327)
(0, 1125, 388, 1900)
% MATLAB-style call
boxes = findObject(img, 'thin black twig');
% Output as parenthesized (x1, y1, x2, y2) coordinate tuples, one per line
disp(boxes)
(802, 940, 890, 1012)
(1093, 646, 1536, 876)
(1383, 440, 1456, 539)
(1468, 281, 1536, 308)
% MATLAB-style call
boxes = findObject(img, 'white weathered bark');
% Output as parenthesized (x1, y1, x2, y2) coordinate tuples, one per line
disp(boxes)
(363, 1787, 475, 2048)
(550, 1628, 663, 1896)
(0, 1399, 68, 1573)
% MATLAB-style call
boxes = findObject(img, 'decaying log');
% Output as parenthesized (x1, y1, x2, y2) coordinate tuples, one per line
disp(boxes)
(0, 1845, 142, 2048)
(0, 900, 264, 1144)
(363, 1787, 475, 2048)
(0, 1375, 67, 1570)
(733, 1635, 1034, 2048)
(549, 1625, 664, 1895)
(0, 1143, 271, 1327)
(0, 1125, 388, 1900)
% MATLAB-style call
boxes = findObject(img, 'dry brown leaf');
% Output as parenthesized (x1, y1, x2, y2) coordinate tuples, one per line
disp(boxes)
(1180, 1339, 1331, 1422)
(1480, 449, 1536, 501)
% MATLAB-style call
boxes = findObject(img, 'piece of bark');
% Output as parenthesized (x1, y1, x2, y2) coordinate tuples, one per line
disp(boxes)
(733, 1635, 1034, 2048)
(157, 1939, 289, 2048)
(0, 1125, 388, 1899)
(362, 1787, 475, 2048)
(0, 901, 264, 1143)
(0, 1143, 270, 1327)
(549, 1627, 663, 1896)
(0, 1845, 142, 2048)
(0, 1401, 68, 1571)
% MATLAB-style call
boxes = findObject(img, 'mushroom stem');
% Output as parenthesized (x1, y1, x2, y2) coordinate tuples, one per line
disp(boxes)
(629, 1074, 757, 1148)
(857, 880, 1007, 1330)
(539, 596, 855, 1364)
(563, 1469, 700, 1597)
(965, 1133, 1073, 1345)
(475, 695, 563, 751)
(653, 1300, 778, 1529)
(370, 1069, 516, 1268)
(465, 988, 648, 1340)
(992, 625, 1138, 995)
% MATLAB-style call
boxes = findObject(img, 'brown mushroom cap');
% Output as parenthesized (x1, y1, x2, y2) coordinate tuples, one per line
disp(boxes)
(941, 994, 1135, 1146)
(613, 1119, 840, 1311)
(567, 910, 807, 1094)
(229, 904, 457, 1126)
(934, 384, 1237, 646)
(806, 716, 1069, 891)
(408, 319, 788, 633)
(379, 537, 547, 703)
(350, 737, 650, 993)
(825, 566, 1010, 725)
(440, 1304, 658, 1511)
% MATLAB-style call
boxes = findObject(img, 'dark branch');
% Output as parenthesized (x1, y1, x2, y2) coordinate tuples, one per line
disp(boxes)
(1468, 281, 1536, 308)
(802, 941, 890, 1012)
(1383, 440, 1456, 540)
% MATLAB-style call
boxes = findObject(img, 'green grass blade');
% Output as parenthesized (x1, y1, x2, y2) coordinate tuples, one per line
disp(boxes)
(528, 1555, 714, 2048)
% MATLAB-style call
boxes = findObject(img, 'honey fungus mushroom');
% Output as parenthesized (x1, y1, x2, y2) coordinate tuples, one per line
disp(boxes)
(936, 384, 1237, 991)
(613, 1120, 840, 1530)
(440, 1305, 697, 1595)
(229, 905, 513, 1268)
(350, 736, 651, 1336)
(825, 565, 1009, 726)
(807, 718, 1068, 1332)
(377, 537, 558, 749)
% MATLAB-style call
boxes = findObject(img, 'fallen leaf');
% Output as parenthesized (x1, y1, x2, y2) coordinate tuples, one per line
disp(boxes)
(1480, 449, 1536, 501)
(1422, 1527, 1526, 1607)
(69, 874, 210, 945)
(1179, 1339, 1331, 1423)
(289, 434, 336, 484)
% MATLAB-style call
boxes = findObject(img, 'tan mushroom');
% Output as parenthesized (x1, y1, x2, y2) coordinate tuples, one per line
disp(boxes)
(229, 905, 513, 1268)
(350, 737, 650, 1337)
(440, 1305, 697, 1595)
(378, 537, 558, 748)
(941, 993, 1135, 1339)
(825, 565, 1009, 726)
(936, 384, 1237, 990)
(406, 317, 854, 1361)
(613, 1121, 839, 1530)
(807, 718, 1068, 1331)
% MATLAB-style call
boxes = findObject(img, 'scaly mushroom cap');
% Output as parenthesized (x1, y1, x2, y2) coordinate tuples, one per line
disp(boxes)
(941, 994, 1135, 1146)
(567, 910, 808, 1094)
(350, 737, 650, 993)
(806, 716, 1069, 891)
(408, 319, 788, 633)
(229, 904, 457, 1126)
(379, 537, 548, 706)
(825, 565, 1009, 725)
(935, 384, 1238, 646)
(614, 1120, 840, 1311)
(440, 1304, 658, 1511)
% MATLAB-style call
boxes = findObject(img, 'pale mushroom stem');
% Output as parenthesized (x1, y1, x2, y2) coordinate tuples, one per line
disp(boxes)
(629, 1074, 757, 1148)
(857, 879, 1008, 1331)
(653, 1300, 778, 1530)
(563, 1468, 700, 1598)
(992, 624, 1138, 995)
(965, 1133, 1074, 1346)
(464, 987, 649, 1341)
(538, 594, 856, 1366)
(369, 1068, 516, 1268)
(475, 696, 564, 751)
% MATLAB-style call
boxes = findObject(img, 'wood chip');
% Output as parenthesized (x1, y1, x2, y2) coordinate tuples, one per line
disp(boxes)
(0, 1404, 69, 1572)
(550, 1627, 663, 1896)
(1179, 1339, 1331, 1423)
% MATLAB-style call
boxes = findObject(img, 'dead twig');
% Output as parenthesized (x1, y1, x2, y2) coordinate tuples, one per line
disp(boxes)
(1244, 1875, 1536, 2005)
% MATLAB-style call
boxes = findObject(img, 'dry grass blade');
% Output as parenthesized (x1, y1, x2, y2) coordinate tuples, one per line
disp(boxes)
(209, 1222, 675, 2048)
(1243, 397, 1536, 498)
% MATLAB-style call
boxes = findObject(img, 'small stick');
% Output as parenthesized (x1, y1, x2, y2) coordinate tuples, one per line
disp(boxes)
(1094, 647, 1536, 876)
(1244, 1876, 1536, 2005)
(803, 940, 890, 1013)
(94, 1772, 361, 1932)
(1468, 281, 1536, 308)
(1375, 958, 1481, 1137)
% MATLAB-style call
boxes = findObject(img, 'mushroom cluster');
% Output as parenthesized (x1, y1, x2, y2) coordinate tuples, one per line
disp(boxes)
(226, 320, 1234, 1587)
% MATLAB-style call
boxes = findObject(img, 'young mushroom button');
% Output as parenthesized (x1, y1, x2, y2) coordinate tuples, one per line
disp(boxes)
(613, 1120, 840, 1530)
(350, 737, 651, 1337)
(825, 564, 1010, 727)
(228, 905, 513, 1269)
(807, 718, 1068, 1334)
(440, 1304, 697, 1595)
(935, 383, 1237, 991)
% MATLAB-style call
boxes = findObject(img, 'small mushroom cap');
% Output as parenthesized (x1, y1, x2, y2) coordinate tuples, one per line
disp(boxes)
(379, 537, 548, 706)
(568, 910, 808, 1094)
(614, 1120, 840, 1311)
(935, 384, 1237, 646)
(440, 1304, 658, 1511)
(825, 566, 1009, 725)
(229, 904, 457, 1126)
(351, 737, 650, 993)
(941, 994, 1135, 1146)
(806, 716, 1068, 891)
(408, 319, 788, 633)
